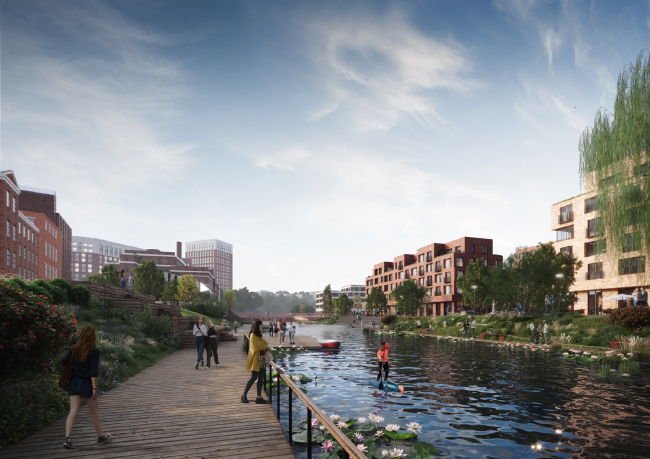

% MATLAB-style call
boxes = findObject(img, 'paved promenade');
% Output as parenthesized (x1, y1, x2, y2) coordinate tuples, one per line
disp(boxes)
(3, 341, 295, 459)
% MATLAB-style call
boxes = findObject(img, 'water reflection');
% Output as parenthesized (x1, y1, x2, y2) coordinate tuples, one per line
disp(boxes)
(275, 325, 650, 458)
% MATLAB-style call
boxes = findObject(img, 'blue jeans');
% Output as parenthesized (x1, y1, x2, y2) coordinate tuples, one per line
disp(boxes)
(120, 279, 126, 289)
(462, 328, 467, 338)
(195, 336, 205, 362)
(471, 328, 475, 338)
(634, 300, 640, 307)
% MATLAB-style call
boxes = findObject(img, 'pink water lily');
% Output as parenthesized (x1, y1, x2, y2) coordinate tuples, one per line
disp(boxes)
(311, 418, 320, 427)
(357, 444, 368, 452)
(354, 432, 365, 442)
(337, 421, 347, 429)
(321, 440, 334, 452)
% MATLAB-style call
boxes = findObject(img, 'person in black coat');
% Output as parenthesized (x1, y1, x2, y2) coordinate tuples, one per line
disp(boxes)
(205, 319, 220, 368)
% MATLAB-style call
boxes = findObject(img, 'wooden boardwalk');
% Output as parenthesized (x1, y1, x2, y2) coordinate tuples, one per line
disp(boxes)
(3, 341, 295, 459)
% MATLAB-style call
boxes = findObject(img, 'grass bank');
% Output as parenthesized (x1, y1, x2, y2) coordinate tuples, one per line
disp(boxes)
(0, 301, 179, 452)
(180, 308, 235, 328)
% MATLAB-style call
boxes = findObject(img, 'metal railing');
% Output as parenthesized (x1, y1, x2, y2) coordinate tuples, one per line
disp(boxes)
(244, 334, 364, 459)
(558, 212, 574, 224)
(435, 266, 442, 272)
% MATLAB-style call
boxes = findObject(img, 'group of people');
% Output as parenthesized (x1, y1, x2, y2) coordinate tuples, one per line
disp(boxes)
(462, 317, 477, 339)
(119, 270, 134, 291)
(632, 288, 648, 307)
(192, 317, 220, 369)
(530, 320, 549, 345)
(267, 319, 297, 344)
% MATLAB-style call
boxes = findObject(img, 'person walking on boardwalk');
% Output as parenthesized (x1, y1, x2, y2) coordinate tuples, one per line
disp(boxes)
(274, 321, 280, 338)
(537, 321, 544, 345)
(279, 320, 286, 345)
(234, 319, 238, 334)
(60, 326, 111, 449)
(529, 320, 535, 344)
(289, 325, 296, 344)
(377, 341, 390, 381)
(242, 319, 269, 404)
(542, 320, 548, 346)
(462, 318, 469, 338)
(470, 317, 477, 339)
(193, 317, 207, 369)
(205, 319, 220, 369)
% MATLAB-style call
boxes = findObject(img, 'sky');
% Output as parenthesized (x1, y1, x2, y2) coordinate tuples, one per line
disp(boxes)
(1, 0, 649, 293)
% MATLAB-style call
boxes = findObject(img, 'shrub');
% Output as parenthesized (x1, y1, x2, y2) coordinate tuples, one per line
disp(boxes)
(137, 308, 172, 340)
(0, 280, 77, 385)
(608, 308, 650, 330)
(381, 315, 397, 325)
(24, 284, 50, 299)
(29, 279, 54, 295)
(69, 285, 92, 306)
(4, 278, 27, 291)
(47, 285, 68, 305)
(185, 299, 228, 319)
(550, 343, 563, 352)
(48, 278, 73, 297)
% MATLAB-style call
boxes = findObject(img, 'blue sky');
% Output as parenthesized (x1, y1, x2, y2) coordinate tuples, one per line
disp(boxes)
(2, 0, 649, 292)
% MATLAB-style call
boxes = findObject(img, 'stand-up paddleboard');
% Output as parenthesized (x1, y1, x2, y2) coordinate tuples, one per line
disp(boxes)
(365, 380, 404, 393)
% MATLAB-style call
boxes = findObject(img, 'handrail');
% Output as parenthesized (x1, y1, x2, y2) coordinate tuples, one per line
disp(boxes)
(243, 334, 365, 459)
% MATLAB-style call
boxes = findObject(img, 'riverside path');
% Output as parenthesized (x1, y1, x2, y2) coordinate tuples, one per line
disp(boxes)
(3, 340, 295, 459)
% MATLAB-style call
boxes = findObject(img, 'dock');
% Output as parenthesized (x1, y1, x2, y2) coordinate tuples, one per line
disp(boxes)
(3, 340, 295, 458)
(264, 333, 324, 350)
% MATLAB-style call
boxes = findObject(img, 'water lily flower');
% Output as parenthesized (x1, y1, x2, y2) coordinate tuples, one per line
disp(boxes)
(321, 440, 334, 452)
(627, 353, 634, 356)
(622, 373, 630, 377)
(354, 432, 364, 442)
(382, 451, 389, 458)
(406, 422, 422, 434)
(320, 425, 326, 431)
(374, 415, 385, 424)
(622, 357, 629, 360)
(357, 417, 367, 424)
(386, 424, 400, 432)
(591, 355, 599, 359)
(375, 430, 384, 437)
(562, 352, 569, 355)
(337, 421, 347, 429)
(387, 448, 407, 458)
(292, 375, 301, 382)
(357, 444, 368, 452)
(311, 418, 320, 427)
(609, 369, 616, 372)
(329, 414, 340, 421)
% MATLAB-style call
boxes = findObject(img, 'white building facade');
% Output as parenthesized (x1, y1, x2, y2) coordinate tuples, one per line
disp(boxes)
(315, 284, 366, 311)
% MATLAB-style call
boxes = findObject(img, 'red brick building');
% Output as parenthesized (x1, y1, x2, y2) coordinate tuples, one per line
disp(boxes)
(18, 186, 72, 281)
(0, 171, 40, 281)
(366, 237, 503, 316)
(22, 211, 62, 280)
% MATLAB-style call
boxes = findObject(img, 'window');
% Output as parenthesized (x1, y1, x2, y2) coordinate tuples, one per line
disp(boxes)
(6, 221, 9, 238)
(455, 246, 461, 253)
(457, 271, 464, 278)
(81, 264, 86, 273)
(587, 262, 603, 280)
(75, 263, 79, 272)
(75, 252, 79, 262)
(419, 278, 425, 286)
(99, 255, 103, 264)
(586, 219, 600, 238)
(443, 258, 451, 268)
(12, 197, 16, 213)
(435, 274, 442, 283)
(55, 250, 57, 262)
(444, 285, 452, 295)
(435, 287, 441, 295)
(426, 264, 432, 272)
(624, 233, 639, 252)
(6, 249, 9, 266)
(13, 225, 16, 241)
(456, 258, 463, 267)
(18, 244, 21, 257)
(13, 252, 16, 268)
(560, 246, 573, 257)
(584, 196, 599, 213)
(5, 191, 9, 207)
(88, 254, 92, 263)
(418, 254, 424, 263)
(444, 273, 451, 283)
(585, 241, 606, 257)
(18, 222, 21, 234)
(559, 204, 573, 224)
(88, 265, 92, 273)
(619, 257, 645, 275)
(470, 245, 475, 253)
(556, 226, 574, 241)
(482, 245, 489, 254)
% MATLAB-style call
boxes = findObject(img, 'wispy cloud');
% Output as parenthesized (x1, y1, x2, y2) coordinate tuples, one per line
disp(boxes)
(254, 147, 311, 172)
(305, 10, 480, 131)
(543, 27, 562, 72)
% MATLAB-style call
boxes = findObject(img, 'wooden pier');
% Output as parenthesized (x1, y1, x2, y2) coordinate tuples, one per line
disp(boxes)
(3, 341, 295, 459)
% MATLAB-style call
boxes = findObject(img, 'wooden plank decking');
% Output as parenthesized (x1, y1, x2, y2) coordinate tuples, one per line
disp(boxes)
(3, 341, 295, 459)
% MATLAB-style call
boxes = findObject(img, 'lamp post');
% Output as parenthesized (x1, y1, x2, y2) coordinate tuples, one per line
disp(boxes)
(555, 273, 564, 314)
(471, 285, 478, 313)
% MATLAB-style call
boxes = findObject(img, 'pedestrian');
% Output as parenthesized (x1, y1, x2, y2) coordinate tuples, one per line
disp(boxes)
(280, 321, 286, 344)
(376, 341, 390, 382)
(193, 317, 207, 369)
(470, 317, 476, 339)
(542, 320, 548, 346)
(289, 325, 296, 344)
(633, 288, 641, 307)
(119, 270, 126, 289)
(127, 272, 134, 292)
(416, 319, 421, 328)
(234, 319, 238, 334)
(529, 320, 535, 344)
(544, 296, 551, 314)
(446, 305, 451, 315)
(642, 287, 648, 307)
(537, 321, 544, 345)
(205, 319, 219, 369)
(462, 318, 469, 338)
(242, 319, 269, 404)
(60, 325, 111, 449)
(274, 321, 280, 338)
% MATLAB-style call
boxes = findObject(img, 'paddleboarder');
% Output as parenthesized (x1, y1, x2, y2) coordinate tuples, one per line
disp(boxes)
(377, 341, 390, 382)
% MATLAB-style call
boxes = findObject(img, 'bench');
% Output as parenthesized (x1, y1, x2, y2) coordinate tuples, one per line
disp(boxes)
(480, 333, 505, 341)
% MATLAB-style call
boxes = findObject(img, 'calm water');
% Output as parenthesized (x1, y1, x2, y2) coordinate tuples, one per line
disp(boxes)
(272, 324, 650, 459)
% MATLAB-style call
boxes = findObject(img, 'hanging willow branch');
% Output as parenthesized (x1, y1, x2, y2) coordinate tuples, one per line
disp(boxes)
(579, 50, 650, 269)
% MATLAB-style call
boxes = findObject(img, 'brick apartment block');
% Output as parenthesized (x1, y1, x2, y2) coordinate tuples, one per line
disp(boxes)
(367, 237, 503, 316)
(552, 162, 650, 315)
(21, 211, 62, 280)
(0, 171, 40, 281)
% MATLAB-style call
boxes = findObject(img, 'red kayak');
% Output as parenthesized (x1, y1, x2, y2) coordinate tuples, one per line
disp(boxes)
(319, 340, 341, 349)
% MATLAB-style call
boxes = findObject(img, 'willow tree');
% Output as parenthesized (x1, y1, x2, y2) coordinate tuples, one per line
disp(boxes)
(579, 51, 650, 268)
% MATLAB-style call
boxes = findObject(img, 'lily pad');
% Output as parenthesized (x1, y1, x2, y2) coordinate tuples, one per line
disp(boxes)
(383, 431, 417, 440)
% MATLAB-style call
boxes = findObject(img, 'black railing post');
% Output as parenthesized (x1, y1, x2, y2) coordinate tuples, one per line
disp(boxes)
(276, 368, 280, 417)
(307, 408, 312, 459)
(288, 388, 293, 445)
(268, 364, 272, 405)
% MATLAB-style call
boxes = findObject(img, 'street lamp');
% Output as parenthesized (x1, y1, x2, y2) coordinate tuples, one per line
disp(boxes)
(555, 273, 564, 314)
(471, 285, 478, 313)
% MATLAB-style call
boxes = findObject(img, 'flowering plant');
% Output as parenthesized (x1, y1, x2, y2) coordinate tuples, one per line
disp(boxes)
(608, 307, 650, 329)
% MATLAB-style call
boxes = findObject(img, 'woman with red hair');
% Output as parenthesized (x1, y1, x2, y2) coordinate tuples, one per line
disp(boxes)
(60, 325, 111, 449)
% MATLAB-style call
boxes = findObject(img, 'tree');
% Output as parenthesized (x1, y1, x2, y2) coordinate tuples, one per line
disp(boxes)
(580, 51, 650, 263)
(336, 293, 352, 316)
(366, 287, 388, 315)
(456, 258, 491, 314)
(391, 280, 427, 316)
(291, 303, 316, 314)
(87, 264, 120, 288)
(176, 275, 199, 304)
(322, 284, 336, 316)
(160, 278, 179, 305)
(133, 260, 165, 298)
(234, 287, 264, 312)
(223, 290, 237, 310)
(353, 294, 362, 311)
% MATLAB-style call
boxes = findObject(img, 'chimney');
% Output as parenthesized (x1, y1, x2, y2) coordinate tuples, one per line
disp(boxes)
(176, 241, 182, 259)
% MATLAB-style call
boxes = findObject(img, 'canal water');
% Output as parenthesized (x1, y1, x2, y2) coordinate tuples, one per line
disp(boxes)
(273, 324, 650, 458)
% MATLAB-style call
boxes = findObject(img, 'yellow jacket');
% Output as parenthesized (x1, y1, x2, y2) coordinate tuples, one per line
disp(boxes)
(246, 334, 268, 372)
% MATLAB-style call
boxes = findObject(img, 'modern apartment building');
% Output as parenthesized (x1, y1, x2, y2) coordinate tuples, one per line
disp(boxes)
(366, 237, 503, 316)
(315, 285, 366, 310)
(0, 171, 40, 281)
(19, 186, 72, 281)
(185, 239, 233, 292)
(551, 162, 650, 315)
(71, 236, 141, 280)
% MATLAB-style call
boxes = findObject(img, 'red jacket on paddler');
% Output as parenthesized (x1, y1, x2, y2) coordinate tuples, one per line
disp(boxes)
(377, 343, 390, 363)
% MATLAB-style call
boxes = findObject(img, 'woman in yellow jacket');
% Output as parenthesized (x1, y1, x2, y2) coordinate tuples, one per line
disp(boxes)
(242, 319, 269, 404)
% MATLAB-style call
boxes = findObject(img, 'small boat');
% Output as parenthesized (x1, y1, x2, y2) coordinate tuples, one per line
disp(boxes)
(318, 340, 341, 349)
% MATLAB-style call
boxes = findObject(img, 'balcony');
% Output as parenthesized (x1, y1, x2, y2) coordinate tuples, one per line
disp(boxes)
(434, 291, 441, 297)
(586, 271, 604, 280)
(405, 272, 410, 279)
(418, 268, 424, 276)
(426, 280, 432, 286)
(398, 263, 403, 270)
(435, 266, 442, 272)
(444, 276, 451, 284)
(558, 212, 574, 224)
(426, 255, 432, 262)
